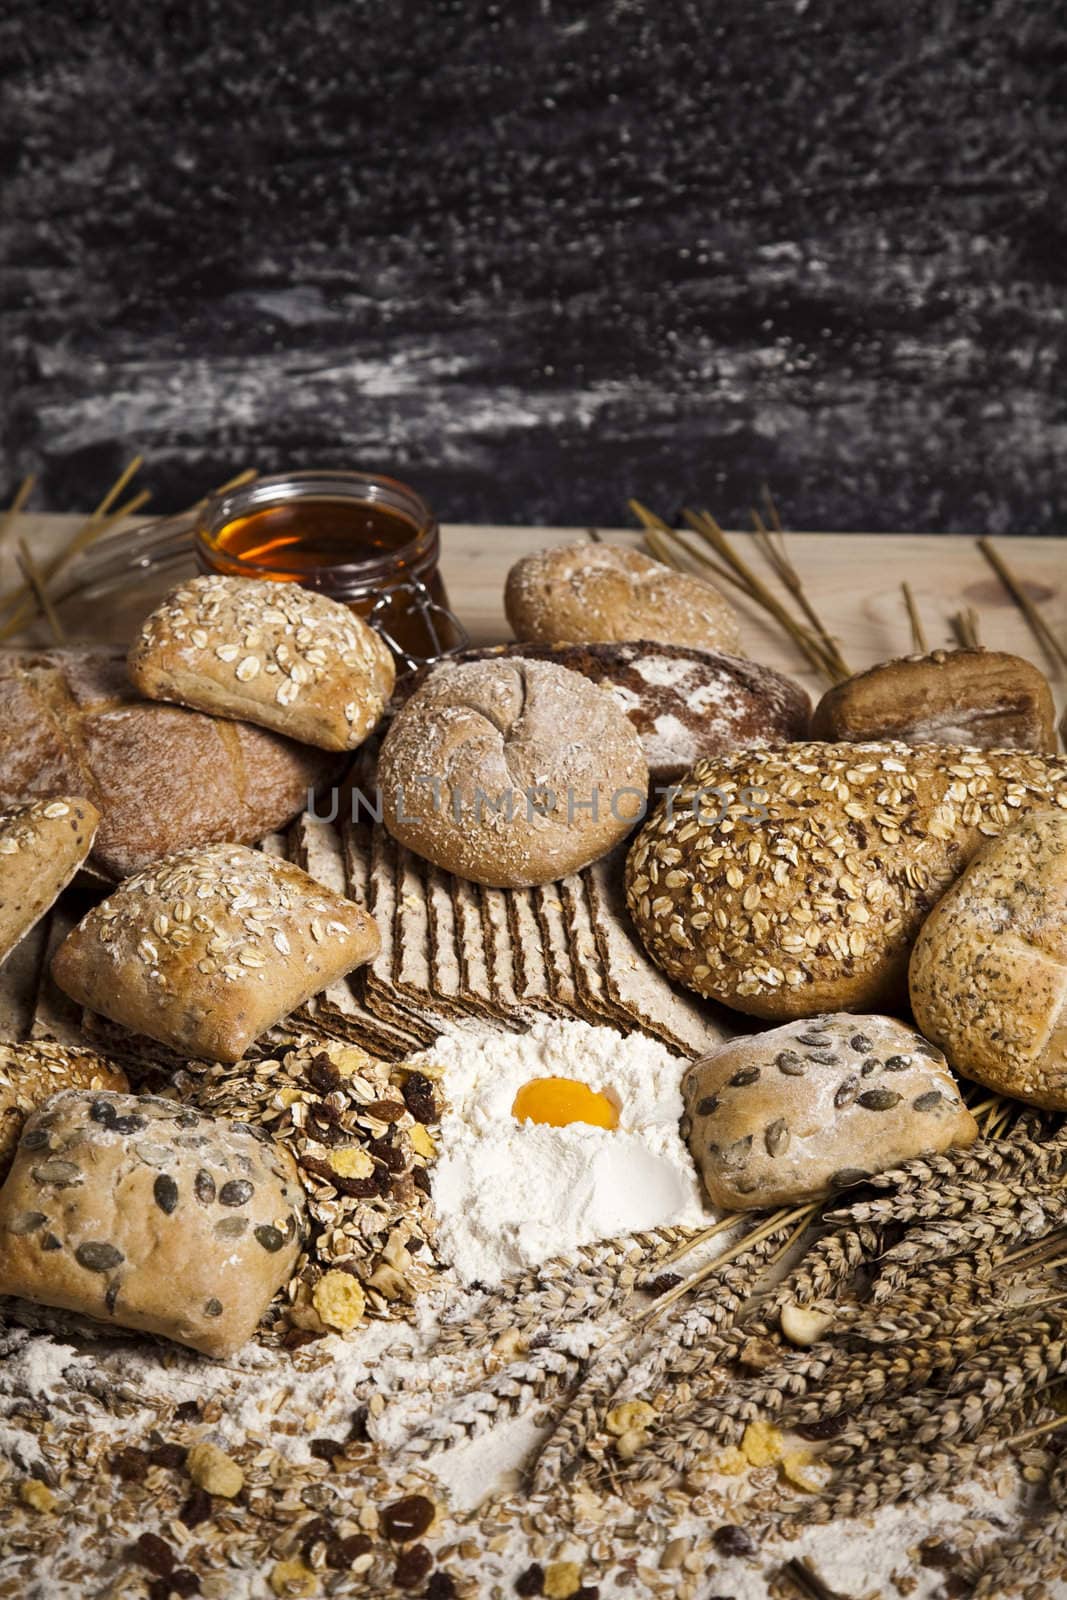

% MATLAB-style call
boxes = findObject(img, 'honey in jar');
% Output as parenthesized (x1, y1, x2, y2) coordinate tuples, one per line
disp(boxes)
(195, 470, 463, 666)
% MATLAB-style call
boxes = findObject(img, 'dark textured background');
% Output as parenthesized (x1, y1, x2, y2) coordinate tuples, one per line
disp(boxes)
(2, 0, 1064, 532)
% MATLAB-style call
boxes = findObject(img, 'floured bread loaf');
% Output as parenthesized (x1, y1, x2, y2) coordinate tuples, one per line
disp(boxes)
(0, 1042, 128, 1181)
(504, 541, 741, 655)
(910, 811, 1067, 1108)
(378, 658, 648, 887)
(683, 1015, 977, 1209)
(0, 797, 100, 966)
(52, 844, 380, 1062)
(627, 741, 1067, 1020)
(0, 646, 340, 878)
(0, 1090, 305, 1356)
(812, 648, 1056, 752)
(399, 641, 811, 787)
(129, 574, 395, 751)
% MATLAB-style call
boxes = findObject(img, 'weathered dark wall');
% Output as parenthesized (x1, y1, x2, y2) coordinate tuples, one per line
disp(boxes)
(2, 0, 1064, 531)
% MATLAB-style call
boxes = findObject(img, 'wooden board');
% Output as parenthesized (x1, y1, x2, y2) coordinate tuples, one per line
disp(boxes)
(4, 515, 1067, 719)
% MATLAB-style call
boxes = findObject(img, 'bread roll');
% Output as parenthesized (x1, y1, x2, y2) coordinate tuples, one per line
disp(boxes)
(910, 811, 1067, 1108)
(504, 541, 741, 655)
(0, 797, 100, 966)
(0, 1090, 305, 1356)
(812, 648, 1056, 752)
(626, 741, 1067, 1021)
(683, 1015, 977, 1209)
(0, 1042, 128, 1182)
(128, 574, 395, 752)
(52, 844, 380, 1063)
(0, 647, 341, 879)
(398, 641, 810, 788)
(378, 658, 648, 887)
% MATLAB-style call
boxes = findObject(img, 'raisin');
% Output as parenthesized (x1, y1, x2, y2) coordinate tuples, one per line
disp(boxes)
(306, 1054, 342, 1094)
(173, 1400, 200, 1424)
(179, 1488, 213, 1528)
(282, 1328, 323, 1351)
(426, 1575, 458, 1600)
(412, 1166, 432, 1195)
(326, 1532, 374, 1568)
(149, 1442, 187, 1470)
(364, 1099, 407, 1122)
(170, 1572, 200, 1598)
(712, 1523, 755, 1556)
(309, 1438, 347, 1463)
(111, 1446, 148, 1480)
(349, 1404, 371, 1441)
(133, 1532, 176, 1576)
(515, 1564, 545, 1595)
(369, 1137, 405, 1172)
(299, 1516, 332, 1553)
(393, 1543, 434, 1588)
(382, 1493, 436, 1541)
(644, 1272, 682, 1296)
(403, 1073, 438, 1123)
(796, 1414, 848, 1441)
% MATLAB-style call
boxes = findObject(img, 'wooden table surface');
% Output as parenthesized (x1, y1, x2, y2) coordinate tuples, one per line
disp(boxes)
(5, 516, 1067, 717)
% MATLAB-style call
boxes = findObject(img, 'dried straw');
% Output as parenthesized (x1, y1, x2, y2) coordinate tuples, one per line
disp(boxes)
(977, 537, 1066, 675)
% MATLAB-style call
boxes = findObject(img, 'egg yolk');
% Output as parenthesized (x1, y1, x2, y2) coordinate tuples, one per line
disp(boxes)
(511, 1077, 619, 1131)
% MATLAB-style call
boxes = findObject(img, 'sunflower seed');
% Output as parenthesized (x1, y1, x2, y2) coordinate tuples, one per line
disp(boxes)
(834, 1076, 859, 1110)
(764, 1118, 790, 1157)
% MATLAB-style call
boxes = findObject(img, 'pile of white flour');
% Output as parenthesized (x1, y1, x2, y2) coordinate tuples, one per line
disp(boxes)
(418, 1017, 708, 1285)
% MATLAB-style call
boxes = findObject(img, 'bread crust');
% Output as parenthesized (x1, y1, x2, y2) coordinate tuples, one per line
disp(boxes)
(128, 575, 395, 751)
(51, 844, 380, 1062)
(504, 541, 741, 654)
(910, 810, 1067, 1108)
(0, 647, 341, 879)
(379, 657, 649, 888)
(683, 1014, 977, 1208)
(627, 741, 1067, 1021)
(0, 797, 100, 966)
(812, 648, 1056, 752)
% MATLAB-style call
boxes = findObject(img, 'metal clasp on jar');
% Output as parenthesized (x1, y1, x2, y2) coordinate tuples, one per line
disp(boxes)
(369, 576, 469, 671)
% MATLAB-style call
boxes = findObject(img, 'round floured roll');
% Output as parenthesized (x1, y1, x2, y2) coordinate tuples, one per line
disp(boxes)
(504, 541, 741, 655)
(378, 657, 649, 887)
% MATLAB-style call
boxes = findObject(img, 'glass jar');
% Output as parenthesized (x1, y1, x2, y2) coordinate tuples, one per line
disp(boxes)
(194, 470, 466, 669)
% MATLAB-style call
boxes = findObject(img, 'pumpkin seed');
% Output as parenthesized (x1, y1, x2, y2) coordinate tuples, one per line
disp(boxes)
(857, 1089, 902, 1110)
(913, 1090, 944, 1112)
(834, 1076, 859, 1109)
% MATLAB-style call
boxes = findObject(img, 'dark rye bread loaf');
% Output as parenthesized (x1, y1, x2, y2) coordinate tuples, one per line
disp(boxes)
(397, 642, 811, 787)
(0, 647, 342, 880)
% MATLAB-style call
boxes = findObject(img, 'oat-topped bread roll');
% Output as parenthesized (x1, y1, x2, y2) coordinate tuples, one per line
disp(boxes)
(0, 1042, 128, 1182)
(910, 811, 1067, 1108)
(51, 844, 380, 1062)
(627, 741, 1067, 1021)
(378, 657, 648, 887)
(128, 574, 395, 752)
(504, 541, 742, 655)
(0, 797, 100, 966)
(0, 1090, 305, 1356)
(0, 646, 340, 879)
(398, 641, 810, 788)
(812, 647, 1056, 752)
(683, 1015, 977, 1209)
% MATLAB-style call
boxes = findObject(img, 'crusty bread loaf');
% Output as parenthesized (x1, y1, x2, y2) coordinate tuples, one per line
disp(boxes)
(0, 797, 100, 966)
(910, 811, 1067, 1108)
(812, 647, 1056, 752)
(379, 657, 649, 887)
(398, 641, 810, 787)
(0, 1090, 305, 1356)
(0, 646, 341, 879)
(627, 741, 1067, 1021)
(128, 574, 395, 751)
(0, 1041, 128, 1181)
(683, 1015, 977, 1209)
(52, 844, 380, 1062)
(504, 541, 742, 655)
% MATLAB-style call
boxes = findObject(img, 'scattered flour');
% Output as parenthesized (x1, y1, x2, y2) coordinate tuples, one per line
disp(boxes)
(418, 1017, 708, 1285)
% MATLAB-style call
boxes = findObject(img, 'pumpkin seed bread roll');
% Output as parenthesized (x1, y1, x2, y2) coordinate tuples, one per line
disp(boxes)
(683, 1015, 977, 1209)
(910, 811, 1067, 1109)
(0, 1090, 305, 1357)
(626, 741, 1067, 1021)
(504, 541, 741, 655)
